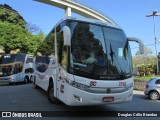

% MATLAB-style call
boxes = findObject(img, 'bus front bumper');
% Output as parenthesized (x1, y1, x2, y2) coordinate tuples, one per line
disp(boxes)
(64, 84, 133, 106)
(0, 76, 15, 84)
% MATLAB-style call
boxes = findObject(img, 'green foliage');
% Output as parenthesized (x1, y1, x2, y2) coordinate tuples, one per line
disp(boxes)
(0, 22, 43, 54)
(37, 32, 55, 56)
(0, 22, 26, 53)
(134, 75, 160, 81)
(134, 47, 154, 66)
(133, 55, 156, 67)
(0, 4, 26, 28)
(137, 64, 156, 76)
(0, 4, 45, 55)
(136, 47, 153, 56)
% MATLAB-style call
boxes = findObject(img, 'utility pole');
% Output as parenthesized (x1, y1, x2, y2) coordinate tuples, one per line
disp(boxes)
(146, 10, 160, 74)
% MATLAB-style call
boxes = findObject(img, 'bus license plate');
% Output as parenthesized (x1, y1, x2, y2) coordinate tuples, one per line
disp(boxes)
(102, 97, 114, 102)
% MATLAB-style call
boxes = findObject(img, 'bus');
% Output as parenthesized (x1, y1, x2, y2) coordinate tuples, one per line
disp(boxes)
(0, 53, 34, 85)
(33, 16, 144, 106)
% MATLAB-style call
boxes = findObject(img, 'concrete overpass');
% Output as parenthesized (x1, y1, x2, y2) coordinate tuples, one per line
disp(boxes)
(34, 0, 116, 24)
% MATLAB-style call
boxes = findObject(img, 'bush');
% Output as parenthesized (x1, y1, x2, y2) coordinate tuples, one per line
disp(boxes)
(137, 64, 156, 76)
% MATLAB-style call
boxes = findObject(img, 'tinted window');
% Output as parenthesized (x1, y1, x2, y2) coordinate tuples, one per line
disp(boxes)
(26, 57, 33, 63)
(68, 21, 132, 80)
(14, 62, 23, 73)
(0, 53, 25, 76)
(35, 27, 55, 73)
(35, 56, 50, 73)
(155, 79, 160, 84)
(15, 54, 26, 63)
(25, 68, 34, 73)
(56, 22, 68, 70)
(0, 54, 16, 64)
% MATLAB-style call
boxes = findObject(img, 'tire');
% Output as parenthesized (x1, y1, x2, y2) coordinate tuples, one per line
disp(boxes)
(47, 83, 59, 104)
(149, 91, 160, 100)
(24, 77, 28, 84)
(34, 80, 39, 89)
(30, 76, 33, 83)
(9, 82, 15, 85)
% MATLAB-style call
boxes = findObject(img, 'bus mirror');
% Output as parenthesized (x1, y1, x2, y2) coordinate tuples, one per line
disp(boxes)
(127, 37, 144, 54)
(62, 26, 71, 46)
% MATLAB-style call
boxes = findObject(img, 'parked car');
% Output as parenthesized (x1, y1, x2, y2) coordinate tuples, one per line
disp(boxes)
(144, 78, 160, 100)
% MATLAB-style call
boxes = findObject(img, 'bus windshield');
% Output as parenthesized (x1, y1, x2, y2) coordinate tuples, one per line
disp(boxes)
(0, 54, 25, 77)
(0, 54, 16, 64)
(0, 64, 14, 77)
(69, 21, 132, 80)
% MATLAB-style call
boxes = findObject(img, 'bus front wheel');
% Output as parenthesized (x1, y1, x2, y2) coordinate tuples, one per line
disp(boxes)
(47, 84, 59, 104)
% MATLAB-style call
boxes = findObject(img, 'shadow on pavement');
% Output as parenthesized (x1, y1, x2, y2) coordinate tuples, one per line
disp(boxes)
(0, 82, 32, 86)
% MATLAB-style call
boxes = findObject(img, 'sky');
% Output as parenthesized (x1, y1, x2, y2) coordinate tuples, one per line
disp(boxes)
(0, 0, 160, 56)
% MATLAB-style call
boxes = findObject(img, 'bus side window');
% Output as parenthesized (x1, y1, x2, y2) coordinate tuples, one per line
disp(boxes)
(25, 68, 34, 73)
(56, 23, 68, 71)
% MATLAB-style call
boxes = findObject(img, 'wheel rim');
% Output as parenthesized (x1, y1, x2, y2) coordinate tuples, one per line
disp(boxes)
(150, 91, 159, 100)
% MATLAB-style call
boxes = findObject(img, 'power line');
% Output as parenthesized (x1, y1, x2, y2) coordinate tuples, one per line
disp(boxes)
(131, 42, 160, 49)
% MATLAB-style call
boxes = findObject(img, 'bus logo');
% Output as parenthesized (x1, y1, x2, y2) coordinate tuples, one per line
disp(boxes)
(90, 81, 97, 87)
(119, 82, 126, 87)
(106, 88, 111, 93)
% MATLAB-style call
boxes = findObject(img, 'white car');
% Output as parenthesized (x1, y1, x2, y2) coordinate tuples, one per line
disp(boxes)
(144, 78, 160, 100)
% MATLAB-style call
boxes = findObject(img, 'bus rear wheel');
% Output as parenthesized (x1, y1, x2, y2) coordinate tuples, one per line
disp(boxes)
(47, 84, 59, 104)
(24, 77, 28, 84)
(34, 80, 39, 89)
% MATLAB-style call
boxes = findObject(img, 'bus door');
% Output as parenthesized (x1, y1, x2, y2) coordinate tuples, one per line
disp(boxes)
(56, 24, 68, 102)
(57, 67, 66, 102)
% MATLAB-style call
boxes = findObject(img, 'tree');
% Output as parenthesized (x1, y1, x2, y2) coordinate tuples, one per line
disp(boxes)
(0, 22, 43, 54)
(133, 47, 154, 66)
(25, 23, 42, 35)
(135, 47, 153, 57)
(21, 32, 45, 54)
(133, 47, 157, 76)
(0, 4, 26, 28)
(0, 4, 45, 54)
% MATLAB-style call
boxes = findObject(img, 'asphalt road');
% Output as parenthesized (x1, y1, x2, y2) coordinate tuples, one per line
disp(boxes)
(0, 83, 160, 120)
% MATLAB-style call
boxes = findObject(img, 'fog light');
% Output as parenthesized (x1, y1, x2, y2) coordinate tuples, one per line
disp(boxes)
(73, 94, 82, 102)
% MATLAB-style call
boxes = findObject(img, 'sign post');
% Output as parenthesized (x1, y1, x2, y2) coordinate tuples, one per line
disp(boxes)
(158, 52, 160, 74)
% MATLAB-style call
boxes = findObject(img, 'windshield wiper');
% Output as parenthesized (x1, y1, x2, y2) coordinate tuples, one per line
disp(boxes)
(119, 71, 131, 79)
(109, 44, 114, 65)
(109, 43, 121, 72)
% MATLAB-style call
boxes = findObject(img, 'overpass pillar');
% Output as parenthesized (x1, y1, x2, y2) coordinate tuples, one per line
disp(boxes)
(65, 7, 71, 16)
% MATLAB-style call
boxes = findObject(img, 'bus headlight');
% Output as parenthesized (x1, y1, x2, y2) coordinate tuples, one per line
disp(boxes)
(66, 79, 89, 90)
(125, 83, 133, 89)
(73, 94, 82, 102)
(11, 76, 14, 81)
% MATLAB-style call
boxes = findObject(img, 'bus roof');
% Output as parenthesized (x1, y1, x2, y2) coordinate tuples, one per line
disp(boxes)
(2, 53, 26, 56)
(61, 16, 121, 29)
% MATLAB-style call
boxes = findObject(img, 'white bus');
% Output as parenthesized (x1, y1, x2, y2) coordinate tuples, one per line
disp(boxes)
(33, 17, 144, 106)
(0, 53, 34, 85)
